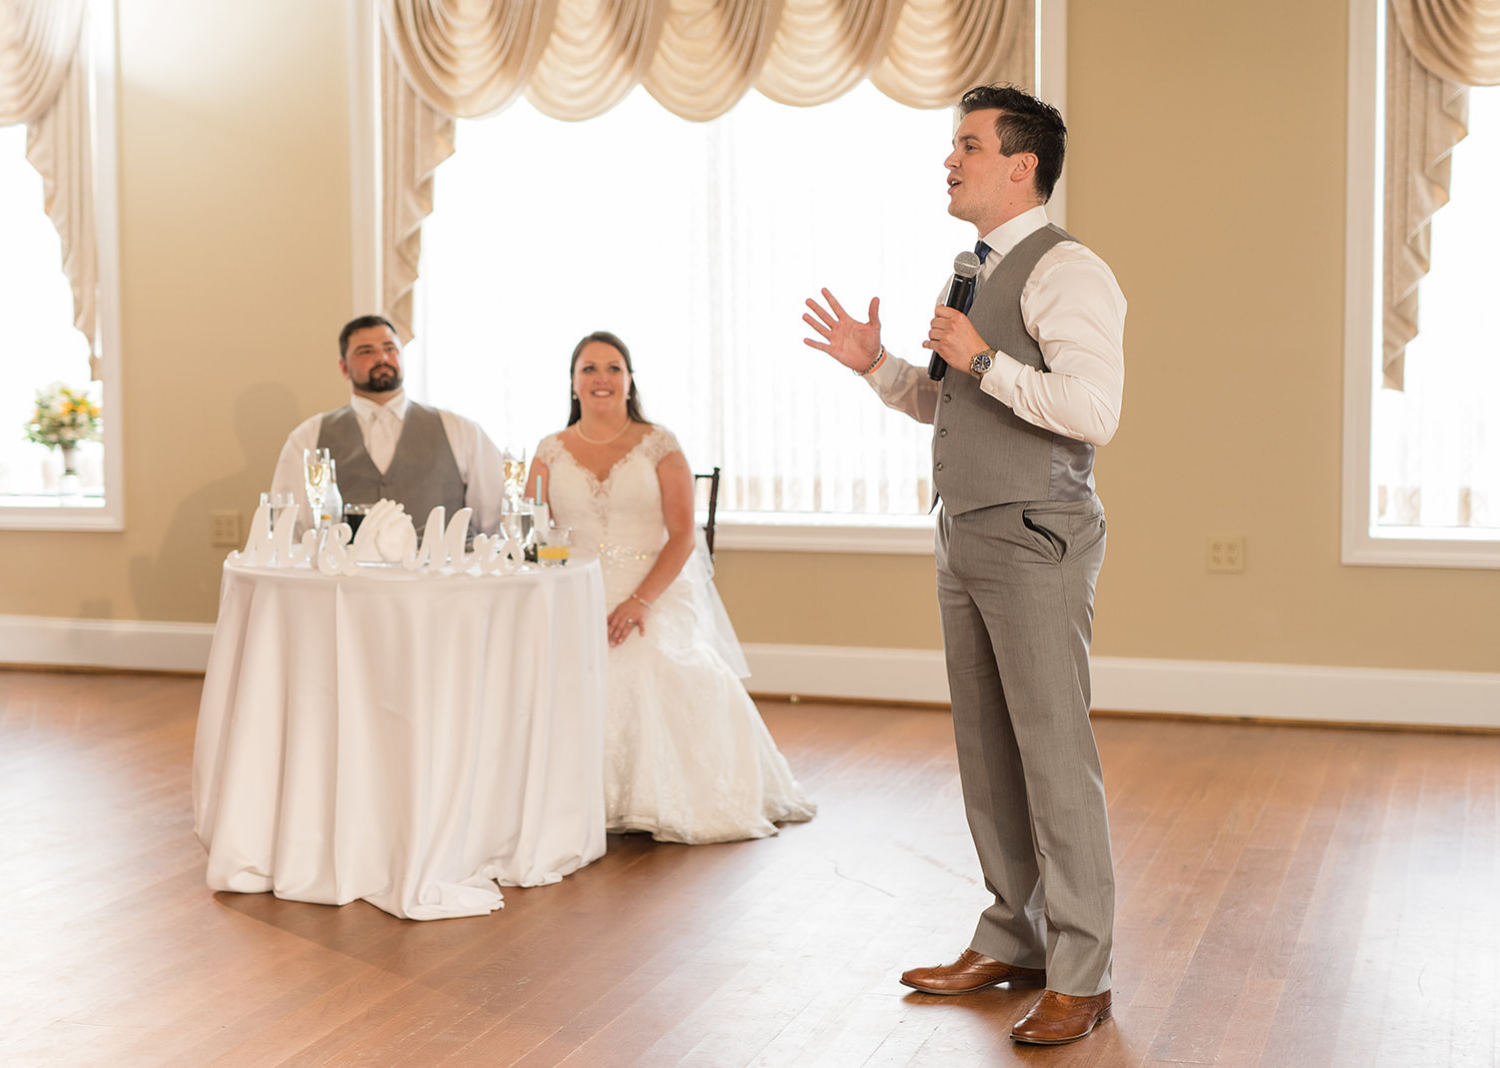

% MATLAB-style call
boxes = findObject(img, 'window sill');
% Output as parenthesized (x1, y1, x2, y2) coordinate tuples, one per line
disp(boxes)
(1342, 526, 1500, 569)
(0, 510, 121, 532)
(709, 511, 935, 555)
(0, 494, 120, 531)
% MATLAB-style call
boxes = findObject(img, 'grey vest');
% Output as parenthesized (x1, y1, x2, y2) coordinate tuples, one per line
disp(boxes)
(931, 224, 1096, 515)
(317, 400, 467, 535)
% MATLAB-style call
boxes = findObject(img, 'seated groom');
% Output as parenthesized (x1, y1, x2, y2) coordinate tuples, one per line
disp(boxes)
(271, 315, 505, 536)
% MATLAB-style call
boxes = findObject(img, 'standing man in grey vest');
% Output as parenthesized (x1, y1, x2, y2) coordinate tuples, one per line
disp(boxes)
(271, 315, 507, 537)
(803, 84, 1126, 1046)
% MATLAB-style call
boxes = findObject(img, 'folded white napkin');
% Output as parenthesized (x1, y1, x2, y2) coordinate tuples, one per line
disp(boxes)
(352, 499, 418, 563)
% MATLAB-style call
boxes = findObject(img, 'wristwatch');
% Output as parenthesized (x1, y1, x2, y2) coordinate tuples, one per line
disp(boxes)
(969, 347, 996, 377)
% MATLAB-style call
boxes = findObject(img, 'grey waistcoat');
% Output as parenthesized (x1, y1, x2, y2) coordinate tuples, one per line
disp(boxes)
(931, 223, 1096, 515)
(317, 400, 467, 535)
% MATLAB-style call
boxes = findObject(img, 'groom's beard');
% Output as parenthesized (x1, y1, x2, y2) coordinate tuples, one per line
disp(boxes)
(359, 365, 403, 393)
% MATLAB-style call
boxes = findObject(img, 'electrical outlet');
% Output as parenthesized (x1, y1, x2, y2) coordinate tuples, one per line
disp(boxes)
(210, 510, 243, 547)
(1207, 535, 1245, 573)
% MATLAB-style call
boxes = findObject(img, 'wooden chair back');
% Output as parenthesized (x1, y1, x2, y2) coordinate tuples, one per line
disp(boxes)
(694, 467, 721, 558)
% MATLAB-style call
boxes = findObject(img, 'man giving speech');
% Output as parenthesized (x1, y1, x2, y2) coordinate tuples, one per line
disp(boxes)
(803, 84, 1127, 1046)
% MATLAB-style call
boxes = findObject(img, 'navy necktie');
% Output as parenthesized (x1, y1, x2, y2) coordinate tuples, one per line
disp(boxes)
(961, 241, 991, 314)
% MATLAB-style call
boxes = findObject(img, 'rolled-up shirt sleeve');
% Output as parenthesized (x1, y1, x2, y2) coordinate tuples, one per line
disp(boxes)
(864, 349, 939, 425)
(978, 246, 1126, 446)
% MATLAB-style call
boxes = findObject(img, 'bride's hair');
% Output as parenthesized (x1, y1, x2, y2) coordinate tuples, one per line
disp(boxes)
(568, 331, 650, 427)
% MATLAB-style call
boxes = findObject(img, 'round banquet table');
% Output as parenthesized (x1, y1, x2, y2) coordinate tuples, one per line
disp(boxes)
(192, 555, 608, 920)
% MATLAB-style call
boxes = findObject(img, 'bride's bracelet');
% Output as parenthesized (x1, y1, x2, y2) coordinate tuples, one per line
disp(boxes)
(630, 592, 654, 611)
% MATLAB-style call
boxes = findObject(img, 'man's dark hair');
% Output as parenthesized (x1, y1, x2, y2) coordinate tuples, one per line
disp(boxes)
(958, 84, 1067, 203)
(339, 315, 399, 360)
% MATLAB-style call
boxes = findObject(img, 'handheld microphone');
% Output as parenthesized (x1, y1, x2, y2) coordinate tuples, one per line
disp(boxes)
(928, 250, 984, 381)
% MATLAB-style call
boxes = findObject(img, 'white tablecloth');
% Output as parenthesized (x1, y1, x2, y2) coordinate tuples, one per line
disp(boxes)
(192, 557, 608, 920)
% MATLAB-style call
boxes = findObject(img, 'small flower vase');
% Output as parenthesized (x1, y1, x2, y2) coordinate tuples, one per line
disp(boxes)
(60, 445, 80, 477)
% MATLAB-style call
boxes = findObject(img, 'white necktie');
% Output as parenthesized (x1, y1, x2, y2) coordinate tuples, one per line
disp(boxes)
(367, 407, 400, 474)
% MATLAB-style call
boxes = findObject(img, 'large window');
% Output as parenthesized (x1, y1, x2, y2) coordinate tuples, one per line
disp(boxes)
(1371, 86, 1500, 534)
(0, 125, 101, 502)
(405, 83, 973, 531)
(1343, 1, 1500, 567)
(0, 0, 121, 531)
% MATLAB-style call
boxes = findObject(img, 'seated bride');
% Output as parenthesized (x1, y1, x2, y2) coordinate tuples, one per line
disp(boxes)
(526, 330, 815, 845)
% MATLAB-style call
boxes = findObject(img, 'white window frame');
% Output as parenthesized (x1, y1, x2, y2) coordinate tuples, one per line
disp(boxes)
(0, 0, 125, 533)
(346, 0, 1066, 555)
(1342, 0, 1500, 568)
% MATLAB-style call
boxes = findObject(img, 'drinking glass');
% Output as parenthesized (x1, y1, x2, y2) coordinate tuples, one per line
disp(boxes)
(501, 510, 524, 545)
(343, 503, 373, 537)
(303, 447, 332, 527)
(537, 526, 571, 567)
(260, 491, 295, 535)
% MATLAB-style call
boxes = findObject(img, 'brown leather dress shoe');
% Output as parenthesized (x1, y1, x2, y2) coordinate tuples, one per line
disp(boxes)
(899, 949, 1047, 995)
(1009, 989, 1112, 1044)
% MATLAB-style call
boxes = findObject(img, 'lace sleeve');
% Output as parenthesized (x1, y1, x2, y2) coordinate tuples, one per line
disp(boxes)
(640, 424, 685, 468)
(534, 432, 565, 467)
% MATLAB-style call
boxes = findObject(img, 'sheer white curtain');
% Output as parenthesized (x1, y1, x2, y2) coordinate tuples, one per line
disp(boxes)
(1374, 84, 1500, 530)
(406, 82, 970, 514)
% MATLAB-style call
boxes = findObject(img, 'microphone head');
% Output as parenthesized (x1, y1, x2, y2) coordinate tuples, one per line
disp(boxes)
(952, 250, 982, 280)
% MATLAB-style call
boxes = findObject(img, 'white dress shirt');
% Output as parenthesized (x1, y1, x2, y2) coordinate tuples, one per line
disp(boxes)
(866, 205, 1127, 446)
(270, 390, 507, 534)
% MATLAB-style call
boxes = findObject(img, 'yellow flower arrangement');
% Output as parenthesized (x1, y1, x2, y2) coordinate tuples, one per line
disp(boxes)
(24, 382, 103, 450)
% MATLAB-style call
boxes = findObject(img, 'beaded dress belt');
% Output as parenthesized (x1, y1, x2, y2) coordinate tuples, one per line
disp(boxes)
(596, 544, 656, 562)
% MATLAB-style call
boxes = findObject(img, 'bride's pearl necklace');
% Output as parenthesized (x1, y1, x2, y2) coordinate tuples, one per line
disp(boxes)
(574, 419, 633, 445)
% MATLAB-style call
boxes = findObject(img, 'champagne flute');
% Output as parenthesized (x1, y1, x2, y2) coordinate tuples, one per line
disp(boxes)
(304, 447, 331, 529)
(502, 446, 527, 507)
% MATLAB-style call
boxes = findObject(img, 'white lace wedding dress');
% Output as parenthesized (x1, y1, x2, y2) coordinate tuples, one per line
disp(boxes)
(538, 425, 816, 844)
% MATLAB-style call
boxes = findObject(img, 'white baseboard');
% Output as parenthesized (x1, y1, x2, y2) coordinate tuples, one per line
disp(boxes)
(743, 643, 952, 706)
(0, 614, 215, 674)
(3, 617, 1495, 731)
(742, 643, 1500, 731)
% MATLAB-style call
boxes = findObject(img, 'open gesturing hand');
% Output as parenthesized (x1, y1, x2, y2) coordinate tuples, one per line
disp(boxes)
(803, 289, 882, 372)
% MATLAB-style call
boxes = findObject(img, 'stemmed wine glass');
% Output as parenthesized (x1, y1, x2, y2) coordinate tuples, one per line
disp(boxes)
(501, 447, 527, 509)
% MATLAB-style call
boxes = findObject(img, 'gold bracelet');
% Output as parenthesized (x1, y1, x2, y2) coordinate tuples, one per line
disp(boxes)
(855, 345, 886, 377)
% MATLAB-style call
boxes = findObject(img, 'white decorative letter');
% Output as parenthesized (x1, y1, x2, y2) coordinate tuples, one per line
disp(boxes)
(233, 503, 275, 565)
(403, 507, 448, 571)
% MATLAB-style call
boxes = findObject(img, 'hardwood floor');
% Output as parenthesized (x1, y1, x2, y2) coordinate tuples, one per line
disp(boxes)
(2, 669, 1497, 1066)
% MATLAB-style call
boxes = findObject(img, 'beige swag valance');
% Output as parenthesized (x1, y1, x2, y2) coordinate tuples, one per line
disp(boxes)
(0, 0, 97, 375)
(1384, 0, 1500, 390)
(379, 0, 1035, 341)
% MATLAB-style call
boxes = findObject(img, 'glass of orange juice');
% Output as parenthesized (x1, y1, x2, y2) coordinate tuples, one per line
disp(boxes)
(537, 525, 571, 567)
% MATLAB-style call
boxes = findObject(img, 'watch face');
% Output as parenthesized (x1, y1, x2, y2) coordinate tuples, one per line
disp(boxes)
(971, 351, 993, 375)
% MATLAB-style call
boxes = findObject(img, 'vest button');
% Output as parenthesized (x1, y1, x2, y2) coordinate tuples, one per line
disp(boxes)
(943, 393, 952, 403)
(939, 428, 948, 437)
(935, 462, 944, 471)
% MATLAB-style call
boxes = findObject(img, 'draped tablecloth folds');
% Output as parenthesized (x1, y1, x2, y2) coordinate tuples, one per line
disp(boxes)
(192, 556, 609, 920)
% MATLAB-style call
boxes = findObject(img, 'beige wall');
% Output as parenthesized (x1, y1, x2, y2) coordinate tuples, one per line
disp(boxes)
(1, 0, 354, 624)
(3, 0, 1497, 676)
